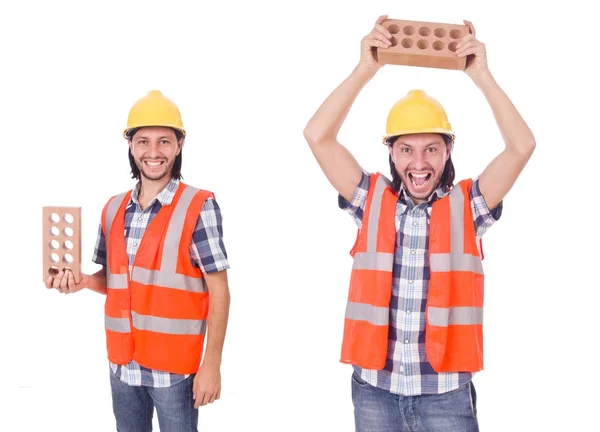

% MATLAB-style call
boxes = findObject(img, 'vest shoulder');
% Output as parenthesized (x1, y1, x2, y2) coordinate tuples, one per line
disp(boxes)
(179, 183, 215, 197)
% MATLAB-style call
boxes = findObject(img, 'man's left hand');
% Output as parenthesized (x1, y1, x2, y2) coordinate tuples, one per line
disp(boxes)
(192, 362, 221, 408)
(456, 20, 490, 82)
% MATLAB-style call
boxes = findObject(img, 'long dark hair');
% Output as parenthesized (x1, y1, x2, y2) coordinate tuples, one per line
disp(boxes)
(387, 134, 455, 193)
(126, 128, 184, 180)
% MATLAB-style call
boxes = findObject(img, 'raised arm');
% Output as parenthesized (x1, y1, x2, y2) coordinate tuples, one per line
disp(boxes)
(303, 15, 393, 202)
(456, 20, 536, 210)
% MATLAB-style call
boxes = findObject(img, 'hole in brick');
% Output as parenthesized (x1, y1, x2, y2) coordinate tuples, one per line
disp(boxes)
(62, 266, 72, 273)
(50, 226, 59, 236)
(48, 266, 59, 276)
(49, 213, 60, 223)
(49, 240, 60, 250)
(448, 42, 458, 52)
(63, 254, 73, 264)
(403, 25, 415, 35)
(50, 253, 60, 263)
(433, 41, 445, 51)
(388, 24, 400, 34)
(64, 227, 74, 237)
(401, 38, 413, 48)
(417, 40, 429, 50)
(389, 37, 398, 47)
(63, 240, 73, 250)
(450, 29, 462, 39)
(64, 213, 74, 224)
(418, 27, 431, 37)
(434, 28, 446, 38)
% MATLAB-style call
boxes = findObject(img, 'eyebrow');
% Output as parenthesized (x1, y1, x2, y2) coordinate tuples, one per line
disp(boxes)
(396, 141, 442, 148)
(135, 136, 172, 140)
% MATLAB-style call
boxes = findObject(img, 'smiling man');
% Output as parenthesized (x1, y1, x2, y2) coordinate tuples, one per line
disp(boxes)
(45, 90, 231, 431)
(303, 16, 535, 432)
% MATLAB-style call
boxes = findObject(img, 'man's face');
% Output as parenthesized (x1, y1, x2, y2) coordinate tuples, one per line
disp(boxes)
(389, 133, 451, 203)
(129, 127, 182, 181)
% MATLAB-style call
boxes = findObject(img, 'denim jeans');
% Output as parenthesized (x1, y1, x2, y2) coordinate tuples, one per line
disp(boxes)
(351, 371, 479, 432)
(110, 370, 198, 432)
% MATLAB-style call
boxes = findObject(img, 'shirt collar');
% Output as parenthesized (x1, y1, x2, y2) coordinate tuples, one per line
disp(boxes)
(130, 177, 180, 207)
(396, 182, 448, 217)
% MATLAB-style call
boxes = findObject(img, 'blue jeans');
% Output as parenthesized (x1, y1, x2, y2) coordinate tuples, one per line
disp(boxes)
(110, 370, 198, 432)
(351, 371, 479, 432)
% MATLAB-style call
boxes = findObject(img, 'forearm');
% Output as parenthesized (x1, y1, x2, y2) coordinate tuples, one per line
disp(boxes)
(202, 282, 230, 367)
(474, 71, 536, 155)
(304, 64, 377, 145)
(86, 268, 107, 295)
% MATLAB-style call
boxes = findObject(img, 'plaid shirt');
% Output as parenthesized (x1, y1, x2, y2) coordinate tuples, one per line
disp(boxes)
(339, 170, 502, 396)
(93, 178, 229, 388)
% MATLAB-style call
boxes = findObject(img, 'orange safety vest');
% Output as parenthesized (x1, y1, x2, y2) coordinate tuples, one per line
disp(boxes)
(340, 172, 484, 373)
(101, 182, 214, 375)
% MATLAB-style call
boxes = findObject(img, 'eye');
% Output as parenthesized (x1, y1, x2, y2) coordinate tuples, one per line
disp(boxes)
(401, 147, 411, 153)
(160, 140, 170, 144)
(427, 147, 437, 153)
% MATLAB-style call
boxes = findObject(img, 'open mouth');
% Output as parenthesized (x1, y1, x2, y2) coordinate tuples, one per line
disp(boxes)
(408, 172, 432, 190)
(144, 160, 165, 168)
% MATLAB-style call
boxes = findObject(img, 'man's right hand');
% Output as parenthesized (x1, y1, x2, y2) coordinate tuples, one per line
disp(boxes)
(359, 15, 393, 72)
(46, 270, 89, 294)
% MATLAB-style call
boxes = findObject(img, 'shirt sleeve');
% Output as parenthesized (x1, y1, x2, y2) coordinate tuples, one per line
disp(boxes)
(189, 197, 230, 274)
(92, 222, 107, 267)
(470, 176, 503, 238)
(338, 170, 371, 229)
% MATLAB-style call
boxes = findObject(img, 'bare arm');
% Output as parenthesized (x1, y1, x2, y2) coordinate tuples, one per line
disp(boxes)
(303, 15, 393, 202)
(46, 267, 106, 295)
(202, 270, 230, 367)
(85, 268, 107, 295)
(192, 269, 230, 407)
(457, 21, 536, 210)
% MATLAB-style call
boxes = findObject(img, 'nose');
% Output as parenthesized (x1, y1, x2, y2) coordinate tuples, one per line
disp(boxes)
(411, 151, 427, 170)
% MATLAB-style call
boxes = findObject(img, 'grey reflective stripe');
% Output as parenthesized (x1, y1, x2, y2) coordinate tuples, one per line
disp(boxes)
(345, 302, 388, 326)
(129, 185, 207, 293)
(105, 192, 128, 248)
(354, 175, 394, 272)
(161, 185, 199, 273)
(105, 316, 131, 333)
(430, 185, 483, 274)
(429, 253, 483, 274)
(105, 192, 129, 290)
(352, 252, 394, 271)
(428, 306, 483, 327)
(367, 175, 393, 253)
(132, 311, 207, 335)
(132, 267, 206, 293)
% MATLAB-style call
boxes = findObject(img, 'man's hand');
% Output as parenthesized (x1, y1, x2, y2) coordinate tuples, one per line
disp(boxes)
(192, 362, 221, 408)
(359, 15, 393, 72)
(45, 269, 89, 294)
(456, 20, 490, 82)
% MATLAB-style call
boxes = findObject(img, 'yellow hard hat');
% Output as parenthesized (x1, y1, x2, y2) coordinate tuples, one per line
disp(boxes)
(383, 90, 454, 145)
(123, 90, 186, 139)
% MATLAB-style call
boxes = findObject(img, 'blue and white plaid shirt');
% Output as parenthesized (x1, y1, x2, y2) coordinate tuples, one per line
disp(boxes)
(93, 178, 230, 388)
(339, 170, 502, 396)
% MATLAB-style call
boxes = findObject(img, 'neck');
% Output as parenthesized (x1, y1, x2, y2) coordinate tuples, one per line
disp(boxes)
(138, 175, 172, 202)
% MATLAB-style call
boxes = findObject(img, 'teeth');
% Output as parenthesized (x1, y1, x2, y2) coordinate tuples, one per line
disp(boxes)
(411, 173, 428, 178)
(145, 161, 162, 167)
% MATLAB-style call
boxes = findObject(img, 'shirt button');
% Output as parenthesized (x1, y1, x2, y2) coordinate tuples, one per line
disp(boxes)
(400, 365, 404, 372)
(406, 310, 411, 314)
(404, 339, 409, 344)
(409, 280, 414, 284)
(133, 242, 137, 246)
(138, 216, 142, 221)
(413, 221, 418, 226)
(410, 250, 416, 254)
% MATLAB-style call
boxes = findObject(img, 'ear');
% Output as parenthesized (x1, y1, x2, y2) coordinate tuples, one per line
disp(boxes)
(177, 138, 184, 155)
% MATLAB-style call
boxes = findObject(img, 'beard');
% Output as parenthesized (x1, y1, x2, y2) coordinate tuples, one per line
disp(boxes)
(136, 158, 174, 181)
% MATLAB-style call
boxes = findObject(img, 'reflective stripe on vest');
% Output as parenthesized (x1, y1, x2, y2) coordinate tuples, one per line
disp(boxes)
(340, 173, 396, 370)
(105, 313, 207, 335)
(345, 174, 393, 327)
(105, 191, 129, 289)
(428, 184, 483, 328)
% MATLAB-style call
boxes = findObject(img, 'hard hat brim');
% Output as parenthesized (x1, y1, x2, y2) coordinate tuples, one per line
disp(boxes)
(382, 128, 455, 145)
(123, 125, 187, 139)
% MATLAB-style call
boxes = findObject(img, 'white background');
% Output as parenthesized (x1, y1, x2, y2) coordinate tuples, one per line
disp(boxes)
(2, 0, 599, 430)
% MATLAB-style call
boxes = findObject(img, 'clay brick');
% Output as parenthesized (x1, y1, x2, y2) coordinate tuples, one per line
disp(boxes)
(376, 19, 470, 70)
(42, 206, 82, 282)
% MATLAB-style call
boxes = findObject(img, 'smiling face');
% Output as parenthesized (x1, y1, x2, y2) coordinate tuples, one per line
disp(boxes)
(128, 127, 182, 181)
(388, 133, 452, 203)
